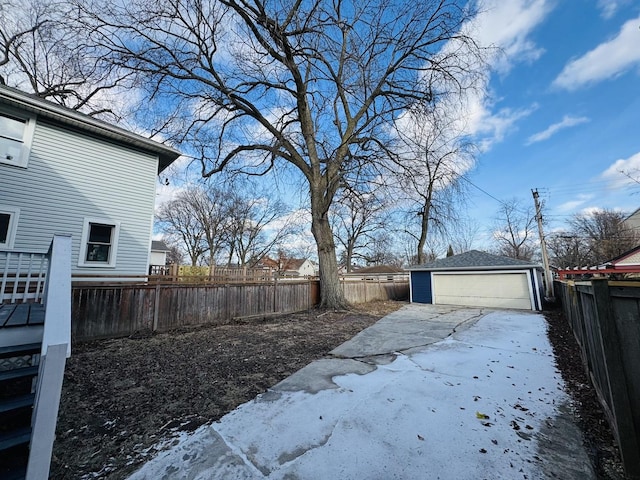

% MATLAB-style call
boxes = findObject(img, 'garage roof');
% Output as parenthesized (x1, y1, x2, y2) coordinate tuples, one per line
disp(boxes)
(408, 250, 540, 271)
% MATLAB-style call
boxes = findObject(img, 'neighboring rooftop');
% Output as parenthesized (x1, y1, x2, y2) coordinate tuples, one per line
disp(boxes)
(409, 250, 540, 271)
(151, 240, 170, 252)
(0, 84, 182, 172)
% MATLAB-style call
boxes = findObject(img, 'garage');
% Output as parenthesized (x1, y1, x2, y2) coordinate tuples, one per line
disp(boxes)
(409, 250, 543, 311)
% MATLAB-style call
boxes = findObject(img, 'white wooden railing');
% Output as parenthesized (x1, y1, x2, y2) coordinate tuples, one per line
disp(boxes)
(25, 234, 72, 480)
(0, 250, 48, 303)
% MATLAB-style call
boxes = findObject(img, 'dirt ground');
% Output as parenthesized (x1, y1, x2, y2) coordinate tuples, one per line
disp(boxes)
(50, 301, 403, 479)
(50, 302, 627, 479)
(543, 307, 628, 480)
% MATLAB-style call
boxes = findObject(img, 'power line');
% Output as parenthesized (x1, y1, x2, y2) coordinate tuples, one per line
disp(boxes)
(460, 176, 509, 207)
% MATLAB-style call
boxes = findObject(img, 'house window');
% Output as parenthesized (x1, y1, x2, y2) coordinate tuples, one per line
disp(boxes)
(0, 206, 19, 250)
(78, 218, 120, 267)
(0, 111, 35, 168)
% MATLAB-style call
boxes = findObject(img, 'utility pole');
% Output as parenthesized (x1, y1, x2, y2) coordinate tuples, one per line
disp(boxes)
(532, 189, 554, 300)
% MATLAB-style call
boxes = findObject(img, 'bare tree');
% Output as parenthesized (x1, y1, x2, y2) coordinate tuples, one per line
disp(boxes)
(224, 187, 294, 267)
(361, 232, 404, 268)
(447, 217, 479, 254)
(157, 182, 294, 267)
(79, 0, 485, 307)
(392, 103, 472, 264)
(0, 0, 129, 117)
(156, 188, 209, 266)
(184, 184, 230, 266)
(162, 236, 185, 265)
(568, 209, 639, 265)
(331, 185, 388, 272)
(547, 233, 589, 268)
(492, 199, 536, 261)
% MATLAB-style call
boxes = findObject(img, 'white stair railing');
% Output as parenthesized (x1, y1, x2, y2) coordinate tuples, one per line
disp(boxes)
(0, 250, 48, 304)
(25, 234, 72, 480)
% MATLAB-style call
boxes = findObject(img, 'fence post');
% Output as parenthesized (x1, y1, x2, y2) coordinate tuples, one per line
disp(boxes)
(591, 279, 640, 478)
(153, 283, 160, 332)
(273, 274, 278, 313)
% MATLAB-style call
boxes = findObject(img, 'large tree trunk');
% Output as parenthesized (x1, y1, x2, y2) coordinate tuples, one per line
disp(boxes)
(312, 219, 347, 308)
(310, 196, 348, 309)
(416, 199, 432, 265)
(345, 242, 354, 273)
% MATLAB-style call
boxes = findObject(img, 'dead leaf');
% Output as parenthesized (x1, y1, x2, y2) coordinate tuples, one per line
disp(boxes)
(417, 434, 424, 441)
(476, 412, 490, 420)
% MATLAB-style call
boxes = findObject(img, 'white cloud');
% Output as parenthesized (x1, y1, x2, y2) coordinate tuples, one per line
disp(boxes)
(580, 206, 614, 217)
(556, 194, 594, 213)
(450, 0, 552, 150)
(597, 0, 631, 19)
(462, 95, 538, 152)
(601, 151, 640, 188)
(525, 115, 589, 145)
(470, 0, 552, 73)
(553, 15, 640, 90)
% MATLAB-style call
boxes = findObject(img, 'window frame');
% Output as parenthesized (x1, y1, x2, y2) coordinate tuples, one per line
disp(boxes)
(78, 218, 120, 268)
(0, 108, 36, 168)
(0, 205, 20, 251)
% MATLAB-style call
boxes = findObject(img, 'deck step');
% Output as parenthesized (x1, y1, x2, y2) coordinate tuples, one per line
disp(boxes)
(0, 466, 27, 480)
(0, 394, 35, 414)
(0, 343, 40, 359)
(0, 365, 38, 383)
(0, 426, 31, 451)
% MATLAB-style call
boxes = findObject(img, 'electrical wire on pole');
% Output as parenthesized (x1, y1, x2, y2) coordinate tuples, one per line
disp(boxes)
(532, 189, 555, 301)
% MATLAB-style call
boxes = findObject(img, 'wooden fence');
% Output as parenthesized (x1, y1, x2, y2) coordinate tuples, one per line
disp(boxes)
(72, 280, 315, 341)
(556, 279, 640, 478)
(341, 274, 409, 303)
(71, 274, 409, 342)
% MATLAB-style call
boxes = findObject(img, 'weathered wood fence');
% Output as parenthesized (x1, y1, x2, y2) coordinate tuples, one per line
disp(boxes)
(72, 280, 316, 341)
(71, 274, 409, 342)
(556, 279, 640, 479)
(340, 274, 409, 303)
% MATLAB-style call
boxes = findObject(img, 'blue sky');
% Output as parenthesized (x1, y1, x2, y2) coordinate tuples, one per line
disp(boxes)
(463, 0, 640, 236)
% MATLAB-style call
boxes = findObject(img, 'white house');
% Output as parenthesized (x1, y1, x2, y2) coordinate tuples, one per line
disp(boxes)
(150, 240, 171, 267)
(624, 207, 640, 233)
(0, 85, 181, 275)
(258, 257, 317, 277)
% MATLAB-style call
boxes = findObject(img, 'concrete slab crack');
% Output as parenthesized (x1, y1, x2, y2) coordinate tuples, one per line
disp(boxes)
(276, 430, 334, 467)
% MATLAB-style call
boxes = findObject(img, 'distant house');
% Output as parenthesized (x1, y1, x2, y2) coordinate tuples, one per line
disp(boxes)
(408, 250, 543, 311)
(624, 208, 640, 233)
(149, 240, 171, 274)
(259, 256, 316, 277)
(603, 245, 640, 278)
(0, 85, 181, 275)
(150, 240, 171, 266)
(556, 244, 640, 279)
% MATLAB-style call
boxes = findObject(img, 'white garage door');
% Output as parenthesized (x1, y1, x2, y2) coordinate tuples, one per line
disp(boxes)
(433, 272, 532, 310)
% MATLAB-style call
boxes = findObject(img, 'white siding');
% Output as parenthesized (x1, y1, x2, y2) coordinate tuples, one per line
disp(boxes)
(1, 119, 158, 275)
(298, 260, 315, 276)
(618, 250, 640, 265)
(149, 250, 167, 266)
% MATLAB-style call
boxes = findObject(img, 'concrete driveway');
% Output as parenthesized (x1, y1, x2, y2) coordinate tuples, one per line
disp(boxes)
(128, 304, 594, 479)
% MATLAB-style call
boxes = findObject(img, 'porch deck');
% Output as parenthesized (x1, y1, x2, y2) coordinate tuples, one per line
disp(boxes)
(0, 303, 45, 328)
